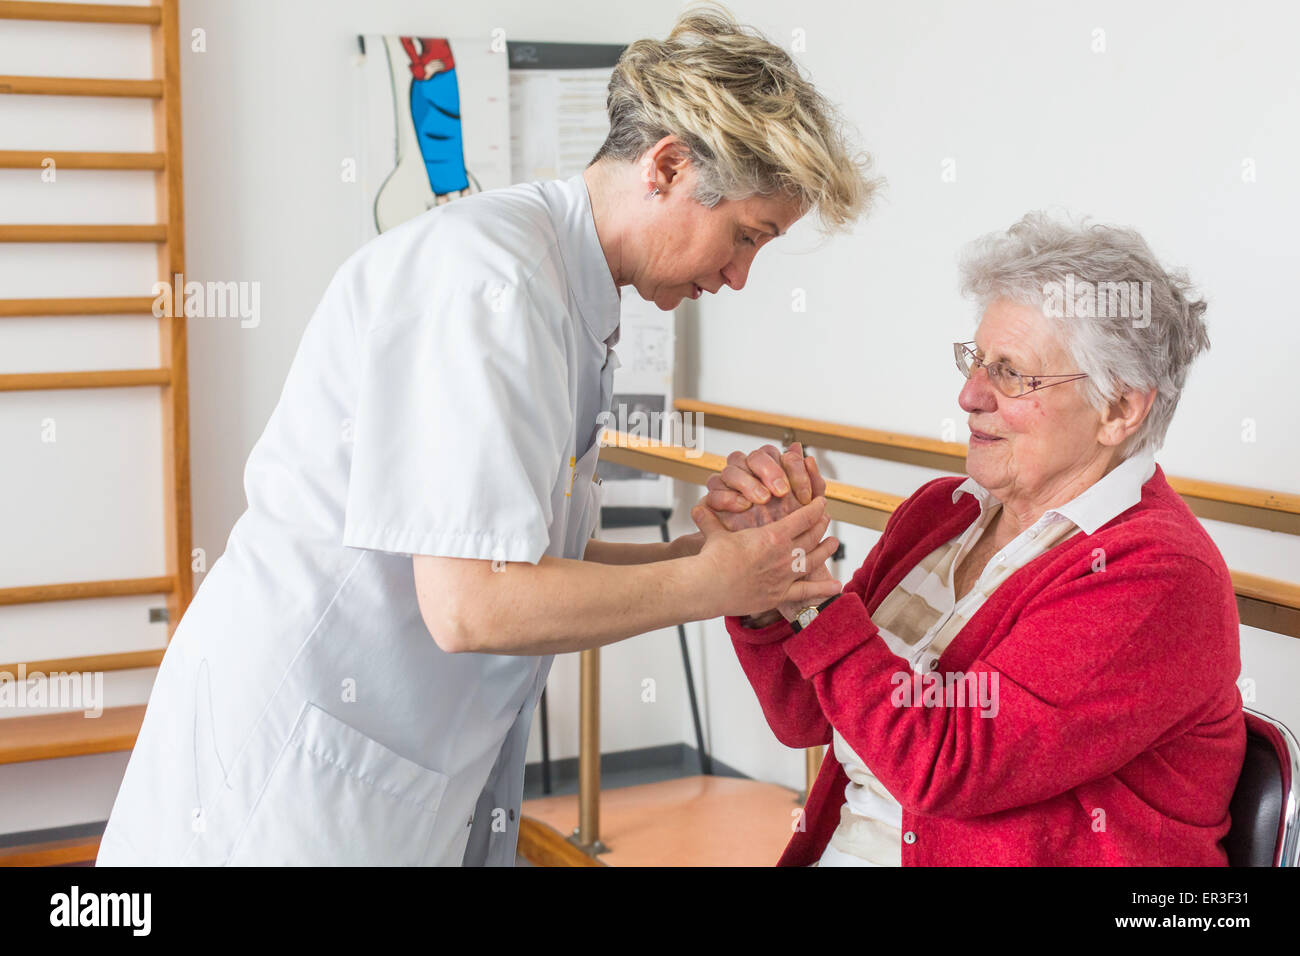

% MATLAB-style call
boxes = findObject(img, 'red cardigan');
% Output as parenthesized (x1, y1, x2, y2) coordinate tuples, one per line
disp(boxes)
(726, 465, 1245, 866)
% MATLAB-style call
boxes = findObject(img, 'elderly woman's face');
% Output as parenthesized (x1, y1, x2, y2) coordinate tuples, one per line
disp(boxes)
(959, 298, 1108, 506)
(633, 168, 804, 310)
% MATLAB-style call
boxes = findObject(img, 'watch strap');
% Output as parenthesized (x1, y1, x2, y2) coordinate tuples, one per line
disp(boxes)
(789, 595, 839, 633)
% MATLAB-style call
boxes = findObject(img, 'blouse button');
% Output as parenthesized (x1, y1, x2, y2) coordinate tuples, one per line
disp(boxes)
(903, 831, 917, 845)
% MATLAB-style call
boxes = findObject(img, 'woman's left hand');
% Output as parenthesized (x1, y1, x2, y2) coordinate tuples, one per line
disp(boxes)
(666, 531, 705, 560)
(777, 561, 841, 622)
(702, 443, 826, 533)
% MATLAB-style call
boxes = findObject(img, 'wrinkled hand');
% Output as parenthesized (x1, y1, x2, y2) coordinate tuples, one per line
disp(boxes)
(777, 561, 840, 622)
(689, 497, 842, 618)
(698, 442, 828, 533)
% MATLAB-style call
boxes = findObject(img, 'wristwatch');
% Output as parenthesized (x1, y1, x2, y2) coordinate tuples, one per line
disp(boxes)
(790, 595, 839, 633)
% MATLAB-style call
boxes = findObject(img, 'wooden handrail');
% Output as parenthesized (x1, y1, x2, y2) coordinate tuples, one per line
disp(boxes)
(598, 438, 904, 530)
(0, 1, 161, 25)
(0, 149, 164, 170)
(0, 296, 158, 316)
(518, 817, 607, 867)
(599, 431, 1300, 639)
(0, 368, 170, 391)
(0, 224, 166, 242)
(0, 834, 102, 867)
(0, 75, 162, 98)
(676, 398, 1300, 536)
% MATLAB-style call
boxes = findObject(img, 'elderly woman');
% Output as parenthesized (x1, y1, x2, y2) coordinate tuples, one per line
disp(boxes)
(694, 213, 1246, 866)
(98, 8, 861, 866)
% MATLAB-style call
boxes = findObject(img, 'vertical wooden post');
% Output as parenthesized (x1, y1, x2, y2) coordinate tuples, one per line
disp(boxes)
(150, 0, 192, 638)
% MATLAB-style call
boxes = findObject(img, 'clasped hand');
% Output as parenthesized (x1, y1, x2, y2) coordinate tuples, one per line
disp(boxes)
(689, 442, 842, 623)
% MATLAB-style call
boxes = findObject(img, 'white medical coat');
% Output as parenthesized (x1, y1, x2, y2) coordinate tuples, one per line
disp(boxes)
(95, 173, 621, 866)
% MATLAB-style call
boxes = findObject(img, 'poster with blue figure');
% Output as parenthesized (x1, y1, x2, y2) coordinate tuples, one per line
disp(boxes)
(401, 37, 470, 196)
(361, 35, 509, 236)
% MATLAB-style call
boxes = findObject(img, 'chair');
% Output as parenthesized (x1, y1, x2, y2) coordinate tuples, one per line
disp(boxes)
(1224, 707, 1300, 866)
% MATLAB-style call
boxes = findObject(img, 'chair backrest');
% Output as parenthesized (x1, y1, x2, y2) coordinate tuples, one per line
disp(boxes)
(1225, 708, 1299, 866)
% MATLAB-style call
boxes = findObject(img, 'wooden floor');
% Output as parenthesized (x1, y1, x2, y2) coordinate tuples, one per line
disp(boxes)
(2, 776, 801, 867)
(521, 774, 801, 866)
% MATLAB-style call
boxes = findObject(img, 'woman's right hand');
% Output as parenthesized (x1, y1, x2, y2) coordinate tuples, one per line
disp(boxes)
(689, 497, 842, 619)
(701, 442, 828, 533)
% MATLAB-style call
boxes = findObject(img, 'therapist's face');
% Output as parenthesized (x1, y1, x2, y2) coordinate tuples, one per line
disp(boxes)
(634, 166, 805, 311)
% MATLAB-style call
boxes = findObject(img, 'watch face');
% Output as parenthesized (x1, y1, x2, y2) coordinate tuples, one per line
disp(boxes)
(798, 608, 817, 628)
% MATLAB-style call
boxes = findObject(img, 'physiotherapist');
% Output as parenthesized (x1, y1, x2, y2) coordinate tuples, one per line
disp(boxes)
(97, 9, 877, 866)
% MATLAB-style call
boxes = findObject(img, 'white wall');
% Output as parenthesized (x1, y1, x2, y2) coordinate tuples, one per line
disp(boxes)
(1, 0, 1296, 834)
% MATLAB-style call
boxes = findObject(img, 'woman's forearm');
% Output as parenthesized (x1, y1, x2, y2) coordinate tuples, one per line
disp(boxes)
(582, 539, 671, 565)
(583, 533, 704, 566)
(419, 553, 717, 656)
(741, 609, 784, 628)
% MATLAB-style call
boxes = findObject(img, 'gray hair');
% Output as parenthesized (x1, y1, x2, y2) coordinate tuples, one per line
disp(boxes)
(958, 212, 1209, 459)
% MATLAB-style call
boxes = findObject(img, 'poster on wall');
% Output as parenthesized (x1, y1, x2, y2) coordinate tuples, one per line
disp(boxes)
(356, 35, 511, 238)
(355, 36, 676, 512)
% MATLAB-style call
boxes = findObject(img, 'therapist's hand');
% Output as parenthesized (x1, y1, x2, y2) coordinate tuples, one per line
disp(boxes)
(701, 443, 827, 533)
(689, 497, 841, 618)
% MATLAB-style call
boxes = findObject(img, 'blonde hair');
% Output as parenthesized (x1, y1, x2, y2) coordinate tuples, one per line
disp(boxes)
(591, 4, 880, 233)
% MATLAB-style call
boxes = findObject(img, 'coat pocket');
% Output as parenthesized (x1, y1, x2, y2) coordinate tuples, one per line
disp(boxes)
(570, 449, 605, 559)
(226, 701, 449, 866)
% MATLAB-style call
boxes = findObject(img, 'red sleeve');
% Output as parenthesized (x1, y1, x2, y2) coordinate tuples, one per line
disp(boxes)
(724, 488, 929, 750)
(779, 547, 1238, 819)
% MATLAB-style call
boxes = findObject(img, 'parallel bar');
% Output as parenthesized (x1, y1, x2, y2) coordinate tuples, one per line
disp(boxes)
(0, 575, 174, 607)
(1238, 594, 1300, 640)
(0, 296, 157, 317)
(0, 149, 164, 170)
(0, 835, 101, 867)
(598, 431, 902, 530)
(677, 398, 1300, 535)
(0, 224, 166, 242)
(678, 397, 969, 470)
(1233, 571, 1300, 638)
(0, 650, 165, 677)
(600, 431, 1300, 639)
(0, 75, 162, 98)
(0, 1, 160, 24)
(518, 818, 606, 867)
(0, 368, 169, 391)
(1175, 493, 1300, 537)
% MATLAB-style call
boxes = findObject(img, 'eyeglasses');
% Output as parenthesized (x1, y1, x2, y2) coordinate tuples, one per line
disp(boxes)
(953, 341, 1089, 398)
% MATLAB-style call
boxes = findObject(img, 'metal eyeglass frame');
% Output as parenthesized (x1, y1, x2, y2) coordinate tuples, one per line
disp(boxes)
(953, 341, 1089, 398)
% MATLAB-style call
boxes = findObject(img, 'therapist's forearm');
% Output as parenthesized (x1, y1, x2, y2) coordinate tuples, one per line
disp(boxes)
(431, 554, 714, 656)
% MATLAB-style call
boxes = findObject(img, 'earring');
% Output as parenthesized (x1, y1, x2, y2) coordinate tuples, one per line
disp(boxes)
(645, 185, 660, 200)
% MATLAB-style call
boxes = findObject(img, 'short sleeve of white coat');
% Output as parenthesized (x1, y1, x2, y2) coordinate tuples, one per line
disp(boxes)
(341, 273, 572, 564)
